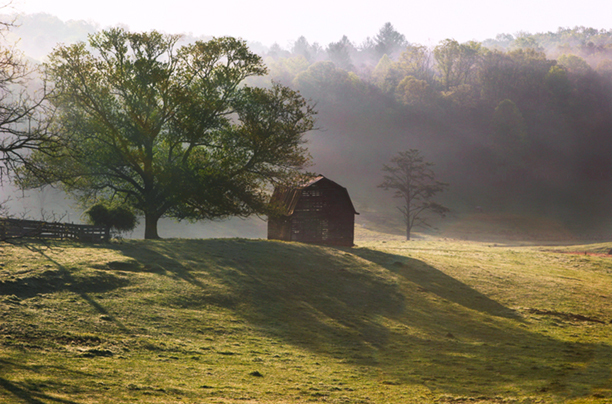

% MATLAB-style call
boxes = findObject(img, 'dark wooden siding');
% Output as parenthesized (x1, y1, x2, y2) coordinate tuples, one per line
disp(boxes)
(268, 176, 357, 246)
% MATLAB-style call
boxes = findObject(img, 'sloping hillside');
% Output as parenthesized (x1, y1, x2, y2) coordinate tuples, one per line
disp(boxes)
(1, 236, 611, 403)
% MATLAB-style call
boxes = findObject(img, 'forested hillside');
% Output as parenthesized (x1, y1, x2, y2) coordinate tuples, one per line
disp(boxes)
(2, 13, 98, 61)
(6, 14, 612, 234)
(260, 25, 612, 233)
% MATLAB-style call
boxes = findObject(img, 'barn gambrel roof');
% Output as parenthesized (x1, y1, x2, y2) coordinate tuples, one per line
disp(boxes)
(269, 175, 359, 216)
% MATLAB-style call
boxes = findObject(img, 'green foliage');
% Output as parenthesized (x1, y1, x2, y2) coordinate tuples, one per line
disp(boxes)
(484, 26, 612, 62)
(396, 75, 438, 109)
(327, 35, 356, 71)
(442, 83, 479, 110)
(263, 27, 612, 227)
(372, 54, 403, 93)
(398, 44, 434, 83)
(511, 32, 544, 52)
(264, 55, 310, 85)
(545, 65, 572, 100)
(21, 28, 315, 239)
(557, 54, 592, 74)
(291, 36, 322, 63)
(492, 99, 526, 141)
(293, 61, 369, 107)
(85, 203, 137, 232)
(488, 99, 529, 180)
(10, 17, 612, 229)
(477, 49, 553, 105)
(596, 58, 612, 78)
(373, 22, 408, 59)
(434, 39, 483, 90)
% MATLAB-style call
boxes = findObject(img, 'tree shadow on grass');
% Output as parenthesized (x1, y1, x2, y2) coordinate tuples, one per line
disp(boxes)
(0, 265, 128, 300)
(0, 358, 84, 404)
(111, 239, 612, 400)
(115, 239, 404, 353)
(348, 246, 612, 399)
(0, 378, 79, 404)
(1, 240, 129, 333)
(350, 247, 519, 319)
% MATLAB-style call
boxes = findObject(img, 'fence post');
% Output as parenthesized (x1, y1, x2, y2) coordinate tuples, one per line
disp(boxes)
(0, 218, 111, 242)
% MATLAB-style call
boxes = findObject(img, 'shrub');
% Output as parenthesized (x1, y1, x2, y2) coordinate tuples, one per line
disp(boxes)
(85, 203, 137, 234)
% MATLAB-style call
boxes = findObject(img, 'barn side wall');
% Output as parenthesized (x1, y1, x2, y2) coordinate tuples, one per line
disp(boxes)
(289, 184, 355, 246)
(268, 177, 357, 247)
(288, 210, 354, 246)
(267, 216, 292, 241)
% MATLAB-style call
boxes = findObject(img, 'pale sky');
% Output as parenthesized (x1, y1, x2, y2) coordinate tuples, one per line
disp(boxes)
(10, 0, 612, 48)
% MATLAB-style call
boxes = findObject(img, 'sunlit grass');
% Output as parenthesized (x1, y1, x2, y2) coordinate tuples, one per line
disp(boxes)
(1, 232, 611, 403)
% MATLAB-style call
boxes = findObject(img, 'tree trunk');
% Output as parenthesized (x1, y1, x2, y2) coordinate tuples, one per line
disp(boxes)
(144, 213, 161, 239)
(405, 197, 411, 241)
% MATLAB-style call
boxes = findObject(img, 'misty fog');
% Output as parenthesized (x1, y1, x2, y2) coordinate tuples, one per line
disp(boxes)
(3, 14, 612, 239)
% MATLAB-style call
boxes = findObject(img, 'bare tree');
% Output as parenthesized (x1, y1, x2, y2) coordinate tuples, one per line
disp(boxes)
(379, 149, 449, 240)
(0, 7, 52, 183)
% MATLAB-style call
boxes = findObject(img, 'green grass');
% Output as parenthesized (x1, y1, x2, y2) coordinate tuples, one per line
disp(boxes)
(1, 231, 611, 403)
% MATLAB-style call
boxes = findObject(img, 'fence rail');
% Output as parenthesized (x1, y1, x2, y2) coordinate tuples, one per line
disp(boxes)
(0, 218, 109, 242)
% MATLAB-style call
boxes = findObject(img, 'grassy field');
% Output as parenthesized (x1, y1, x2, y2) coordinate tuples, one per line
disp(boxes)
(1, 227, 611, 403)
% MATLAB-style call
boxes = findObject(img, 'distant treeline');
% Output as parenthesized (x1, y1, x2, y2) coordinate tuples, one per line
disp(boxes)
(7, 14, 612, 231)
(260, 24, 612, 78)
(258, 24, 612, 231)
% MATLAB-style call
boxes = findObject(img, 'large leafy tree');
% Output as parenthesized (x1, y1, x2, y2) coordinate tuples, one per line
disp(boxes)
(24, 28, 315, 239)
(434, 39, 483, 90)
(379, 150, 449, 240)
(398, 44, 435, 83)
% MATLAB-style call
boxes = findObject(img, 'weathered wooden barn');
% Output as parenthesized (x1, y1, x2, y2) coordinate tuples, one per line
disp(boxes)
(267, 176, 358, 246)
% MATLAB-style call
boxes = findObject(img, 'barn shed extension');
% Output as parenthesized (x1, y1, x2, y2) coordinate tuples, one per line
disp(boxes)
(267, 176, 358, 246)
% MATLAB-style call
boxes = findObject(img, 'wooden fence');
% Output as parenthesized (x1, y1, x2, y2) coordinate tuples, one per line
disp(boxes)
(0, 218, 109, 242)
